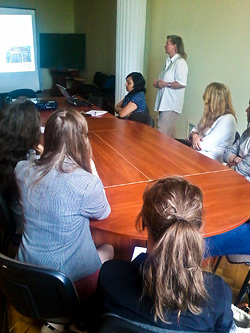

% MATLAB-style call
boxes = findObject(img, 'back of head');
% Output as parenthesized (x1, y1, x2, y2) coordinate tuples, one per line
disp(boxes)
(126, 72, 146, 94)
(0, 99, 41, 193)
(37, 109, 91, 178)
(198, 82, 236, 135)
(167, 35, 187, 59)
(136, 177, 206, 322)
(0, 98, 41, 151)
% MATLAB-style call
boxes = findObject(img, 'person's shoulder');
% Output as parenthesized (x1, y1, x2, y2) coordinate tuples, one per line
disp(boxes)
(178, 56, 187, 63)
(217, 113, 236, 125)
(123, 92, 131, 100)
(70, 167, 102, 191)
(15, 160, 29, 173)
(204, 272, 232, 298)
(130, 92, 145, 105)
(101, 258, 132, 274)
(176, 56, 188, 71)
(100, 253, 145, 277)
(177, 56, 188, 65)
(241, 128, 250, 140)
(133, 91, 145, 99)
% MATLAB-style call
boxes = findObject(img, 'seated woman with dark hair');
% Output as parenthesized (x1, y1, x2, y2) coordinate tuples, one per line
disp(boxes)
(0, 99, 41, 234)
(115, 72, 146, 119)
(95, 177, 233, 332)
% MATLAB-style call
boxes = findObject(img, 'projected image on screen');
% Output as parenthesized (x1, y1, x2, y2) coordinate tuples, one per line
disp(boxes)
(0, 14, 35, 73)
(6, 46, 32, 63)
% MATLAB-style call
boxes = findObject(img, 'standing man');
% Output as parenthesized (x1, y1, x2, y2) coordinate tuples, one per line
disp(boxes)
(153, 35, 188, 137)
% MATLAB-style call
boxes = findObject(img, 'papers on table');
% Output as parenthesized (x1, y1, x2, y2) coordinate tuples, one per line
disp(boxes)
(84, 110, 108, 117)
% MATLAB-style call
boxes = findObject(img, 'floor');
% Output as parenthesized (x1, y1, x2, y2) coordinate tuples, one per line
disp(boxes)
(5, 257, 250, 333)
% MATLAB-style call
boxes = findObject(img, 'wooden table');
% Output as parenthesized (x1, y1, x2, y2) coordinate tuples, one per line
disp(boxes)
(39, 99, 250, 259)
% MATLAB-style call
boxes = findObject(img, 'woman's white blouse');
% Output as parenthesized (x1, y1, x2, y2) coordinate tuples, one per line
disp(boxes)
(193, 114, 237, 162)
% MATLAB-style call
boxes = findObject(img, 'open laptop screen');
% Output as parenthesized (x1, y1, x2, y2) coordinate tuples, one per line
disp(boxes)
(56, 84, 71, 100)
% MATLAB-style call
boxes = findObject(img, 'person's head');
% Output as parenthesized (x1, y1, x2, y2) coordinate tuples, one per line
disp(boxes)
(125, 72, 146, 95)
(0, 98, 41, 153)
(165, 35, 186, 59)
(198, 82, 236, 135)
(0, 98, 41, 192)
(246, 106, 250, 124)
(136, 176, 206, 322)
(37, 109, 91, 178)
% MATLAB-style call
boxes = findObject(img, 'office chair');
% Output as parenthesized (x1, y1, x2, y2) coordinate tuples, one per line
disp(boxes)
(226, 255, 250, 305)
(96, 313, 193, 333)
(8, 89, 36, 99)
(129, 108, 154, 127)
(0, 194, 21, 255)
(234, 131, 240, 144)
(0, 253, 87, 331)
(213, 254, 250, 305)
(88, 96, 103, 108)
(0, 291, 8, 333)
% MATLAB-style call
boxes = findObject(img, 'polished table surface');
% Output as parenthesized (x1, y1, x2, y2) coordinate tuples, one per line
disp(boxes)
(40, 98, 250, 257)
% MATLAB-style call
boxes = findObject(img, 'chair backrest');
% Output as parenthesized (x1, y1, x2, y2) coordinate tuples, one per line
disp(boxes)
(0, 194, 18, 254)
(88, 95, 103, 108)
(0, 194, 16, 237)
(0, 253, 83, 327)
(226, 255, 250, 265)
(8, 89, 36, 99)
(129, 111, 154, 127)
(226, 255, 250, 305)
(234, 131, 240, 144)
(93, 72, 109, 88)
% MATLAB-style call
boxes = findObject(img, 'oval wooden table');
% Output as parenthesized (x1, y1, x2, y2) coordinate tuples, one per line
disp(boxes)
(40, 99, 250, 260)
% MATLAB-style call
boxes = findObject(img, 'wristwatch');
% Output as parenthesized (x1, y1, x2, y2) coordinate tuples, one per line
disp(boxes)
(168, 82, 171, 88)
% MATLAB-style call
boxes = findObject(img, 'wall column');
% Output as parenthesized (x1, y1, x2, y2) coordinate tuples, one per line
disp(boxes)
(115, 0, 147, 105)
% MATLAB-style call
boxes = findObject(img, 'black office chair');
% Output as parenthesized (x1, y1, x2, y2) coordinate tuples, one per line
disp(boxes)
(96, 313, 193, 333)
(0, 291, 8, 333)
(0, 253, 87, 331)
(234, 131, 240, 144)
(8, 89, 36, 99)
(213, 254, 250, 305)
(227, 255, 250, 305)
(0, 194, 21, 256)
(88, 96, 103, 108)
(129, 108, 154, 127)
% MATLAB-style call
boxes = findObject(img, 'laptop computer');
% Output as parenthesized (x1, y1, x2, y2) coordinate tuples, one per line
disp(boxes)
(56, 84, 92, 107)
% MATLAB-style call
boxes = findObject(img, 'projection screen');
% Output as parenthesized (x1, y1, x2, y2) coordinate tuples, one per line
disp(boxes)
(0, 6, 40, 93)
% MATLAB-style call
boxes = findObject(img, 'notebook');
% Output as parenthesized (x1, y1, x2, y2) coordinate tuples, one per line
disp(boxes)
(56, 84, 92, 107)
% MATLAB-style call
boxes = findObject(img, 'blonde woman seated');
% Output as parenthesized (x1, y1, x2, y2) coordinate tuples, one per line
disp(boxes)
(95, 177, 233, 332)
(189, 82, 237, 162)
(115, 72, 146, 119)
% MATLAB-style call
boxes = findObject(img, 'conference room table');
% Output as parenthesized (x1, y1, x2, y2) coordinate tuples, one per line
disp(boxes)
(39, 98, 250, 260)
